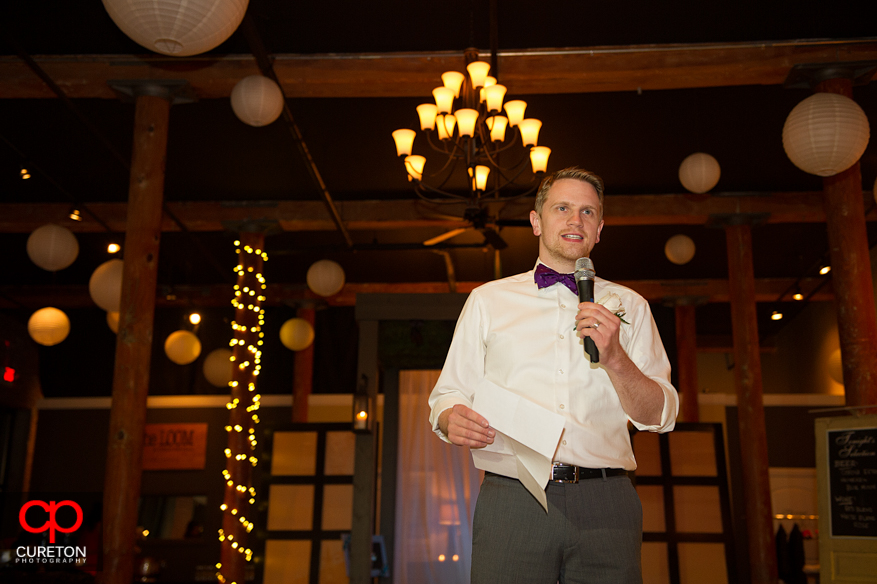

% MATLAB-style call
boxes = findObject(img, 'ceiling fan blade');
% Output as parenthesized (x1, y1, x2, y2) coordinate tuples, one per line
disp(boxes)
(423, 227, 470, 246)
(480, 227, 509, 250)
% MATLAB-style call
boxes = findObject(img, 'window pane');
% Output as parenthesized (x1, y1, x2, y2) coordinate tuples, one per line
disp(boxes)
(272, 431, 317, 476)
(669, 431, 717, 476)
(674, 486, 723, 533)
(264, 540, 311, 584)
(324, 431, 355, 476)
(268, 484, 314, 531)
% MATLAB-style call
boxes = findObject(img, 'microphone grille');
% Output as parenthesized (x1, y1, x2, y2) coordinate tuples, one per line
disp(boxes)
(575, 257, 595, 273)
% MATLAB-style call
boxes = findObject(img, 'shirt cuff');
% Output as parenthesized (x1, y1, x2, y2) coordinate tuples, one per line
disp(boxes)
(630, 382, 678, 433)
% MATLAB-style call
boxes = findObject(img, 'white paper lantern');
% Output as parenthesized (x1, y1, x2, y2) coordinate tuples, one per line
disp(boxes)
(665, 234, 696, 265)
(678, 153, 721, 194)
(27, 224, 79, 271)
(782, 92, 870, 177)
(231, 75, 284, 127)
(28, 307, 71, 347)
(164, 330, 202, 365)
(280, 318, 314, 351)
(102, 0, 249, 57)
(107, 311, 120, 334)
(307, 260, 345, 297)
(89, 259, 124, 312)
(203, 348, 234, 387)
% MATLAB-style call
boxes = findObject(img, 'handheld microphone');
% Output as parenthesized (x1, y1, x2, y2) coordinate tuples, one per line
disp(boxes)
(574, 257, 599, 363)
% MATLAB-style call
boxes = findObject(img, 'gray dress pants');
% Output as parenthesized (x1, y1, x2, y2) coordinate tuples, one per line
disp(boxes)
(470, 473, 643, 584)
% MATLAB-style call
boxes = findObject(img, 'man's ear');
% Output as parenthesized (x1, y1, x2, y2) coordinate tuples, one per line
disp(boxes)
(595, 220, 604, 244)
(529, 210, 541, 236)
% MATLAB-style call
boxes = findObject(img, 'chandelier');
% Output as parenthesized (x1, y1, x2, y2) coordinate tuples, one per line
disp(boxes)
(392, 50, 551, 205)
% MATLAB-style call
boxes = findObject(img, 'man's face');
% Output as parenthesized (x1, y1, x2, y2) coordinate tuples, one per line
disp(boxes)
(529, 178, 604, 272)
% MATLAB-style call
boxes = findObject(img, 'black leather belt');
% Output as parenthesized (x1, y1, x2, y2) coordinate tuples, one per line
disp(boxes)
(549, 463, 628, 483)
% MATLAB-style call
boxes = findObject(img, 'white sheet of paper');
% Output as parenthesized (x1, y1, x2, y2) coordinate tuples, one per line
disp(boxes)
(471, 379, 565, 511)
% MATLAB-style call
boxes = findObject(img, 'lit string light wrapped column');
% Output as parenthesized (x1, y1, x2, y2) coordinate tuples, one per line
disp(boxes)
(217, 233, 267, 584)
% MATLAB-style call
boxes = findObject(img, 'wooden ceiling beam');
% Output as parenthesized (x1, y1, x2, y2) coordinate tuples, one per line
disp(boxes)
(0, 277, 833, 309)
(1, 39, 875, 99)
(1, 192, 873, 233)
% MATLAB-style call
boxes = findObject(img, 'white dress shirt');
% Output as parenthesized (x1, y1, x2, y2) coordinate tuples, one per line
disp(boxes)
(428, 262, 679, 471)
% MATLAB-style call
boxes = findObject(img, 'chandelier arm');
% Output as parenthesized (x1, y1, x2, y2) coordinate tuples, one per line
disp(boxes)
(413, 180, 471, 203)
(426, 130, 455, 155)
(480, 162, 532, 199)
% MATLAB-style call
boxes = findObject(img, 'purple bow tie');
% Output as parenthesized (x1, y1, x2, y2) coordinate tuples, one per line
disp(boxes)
(534, 264, 577, 295)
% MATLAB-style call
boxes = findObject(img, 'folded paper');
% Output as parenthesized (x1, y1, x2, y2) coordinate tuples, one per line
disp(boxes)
(471, 378, 566, 511)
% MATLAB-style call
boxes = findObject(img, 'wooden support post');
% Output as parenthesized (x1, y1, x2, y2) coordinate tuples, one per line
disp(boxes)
(817, 77, 877, 408)
(292, 307, 315, 422)
(725, 223, 777, 584)
(102, 92, 170, 584)
(674, 303, 699, 422)
(350, 320, 379, 584)
(219, 233, 266, 584)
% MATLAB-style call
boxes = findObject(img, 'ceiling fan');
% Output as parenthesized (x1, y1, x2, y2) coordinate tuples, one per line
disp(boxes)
(422, 206, 515, 250)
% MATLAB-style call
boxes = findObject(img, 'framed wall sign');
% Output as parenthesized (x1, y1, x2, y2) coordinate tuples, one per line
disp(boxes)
(143, 423, 208, 470)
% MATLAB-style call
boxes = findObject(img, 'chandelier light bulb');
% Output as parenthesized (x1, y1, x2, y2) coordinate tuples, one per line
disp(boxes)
(107, 243, 121, 254)
(474, 165, 490, 191)
(484, 84, 507, 114)
(442, 114, 457, 139)
(416, 104, 438, 131)
(392, 129, 416, 157)
(771, 311, 783, 321)
(530, 146, 551, 173)
(519, 118, 542, 147)
(405, 155, 426, 181)
(441, 71, 465, 98)
(504, 100, 527, 126)
(432, 86, 455, 115)
(480, 76, 497, 102)
(487, 115, 508, 142)
(466, 61, 491, 88)
(455, 109, 479, 137)
(435, 115, 450, 140)
(189, 312, 202, 325)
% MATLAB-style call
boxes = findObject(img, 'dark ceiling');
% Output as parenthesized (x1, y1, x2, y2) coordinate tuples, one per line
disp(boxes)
(1, 0, 877, 347)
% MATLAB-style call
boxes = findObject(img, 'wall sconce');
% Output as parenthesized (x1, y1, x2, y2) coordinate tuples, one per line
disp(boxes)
(353, 374, 372, 434)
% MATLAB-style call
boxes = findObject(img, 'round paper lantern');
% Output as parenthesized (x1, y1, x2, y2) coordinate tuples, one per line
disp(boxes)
(782, 92, 870, 177)
(28, 307, 71, 347)
(231, 75, 284, 127)
(27, 224, 79, 271)
(678, 153, 721, 194)
(665, 234, 696, 265)
(280, 318, 314, 351)
(307, 260, 345, 297)
(89, 259, 124, 312)
(203, 348, 234, 387)
(107, 311, 120, 334)
(101, 0, 249, 57)
(164, 330, 202, 365)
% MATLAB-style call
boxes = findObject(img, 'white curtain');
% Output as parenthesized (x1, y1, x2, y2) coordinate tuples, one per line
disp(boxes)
(394, 370, 481, 584)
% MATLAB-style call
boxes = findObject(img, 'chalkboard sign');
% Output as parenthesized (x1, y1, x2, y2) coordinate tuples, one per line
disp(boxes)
(827, 427, 877, 538)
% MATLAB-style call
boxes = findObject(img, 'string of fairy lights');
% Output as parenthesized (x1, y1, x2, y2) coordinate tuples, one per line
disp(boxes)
(217, 237, 267, 584)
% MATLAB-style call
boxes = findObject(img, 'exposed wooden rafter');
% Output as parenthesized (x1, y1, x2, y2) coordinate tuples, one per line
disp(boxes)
(2, 191, 873, 233)
(1, 39, 875, 99)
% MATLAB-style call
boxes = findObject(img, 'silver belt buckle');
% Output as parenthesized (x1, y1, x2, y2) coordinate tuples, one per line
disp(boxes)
(551, 462, 579, 483)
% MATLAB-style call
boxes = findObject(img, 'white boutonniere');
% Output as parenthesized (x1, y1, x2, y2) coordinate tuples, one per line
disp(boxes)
(597, 292, 630, 324)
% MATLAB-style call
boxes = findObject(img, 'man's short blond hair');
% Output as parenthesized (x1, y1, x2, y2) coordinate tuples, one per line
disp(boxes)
(534, 167, 605, 218)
